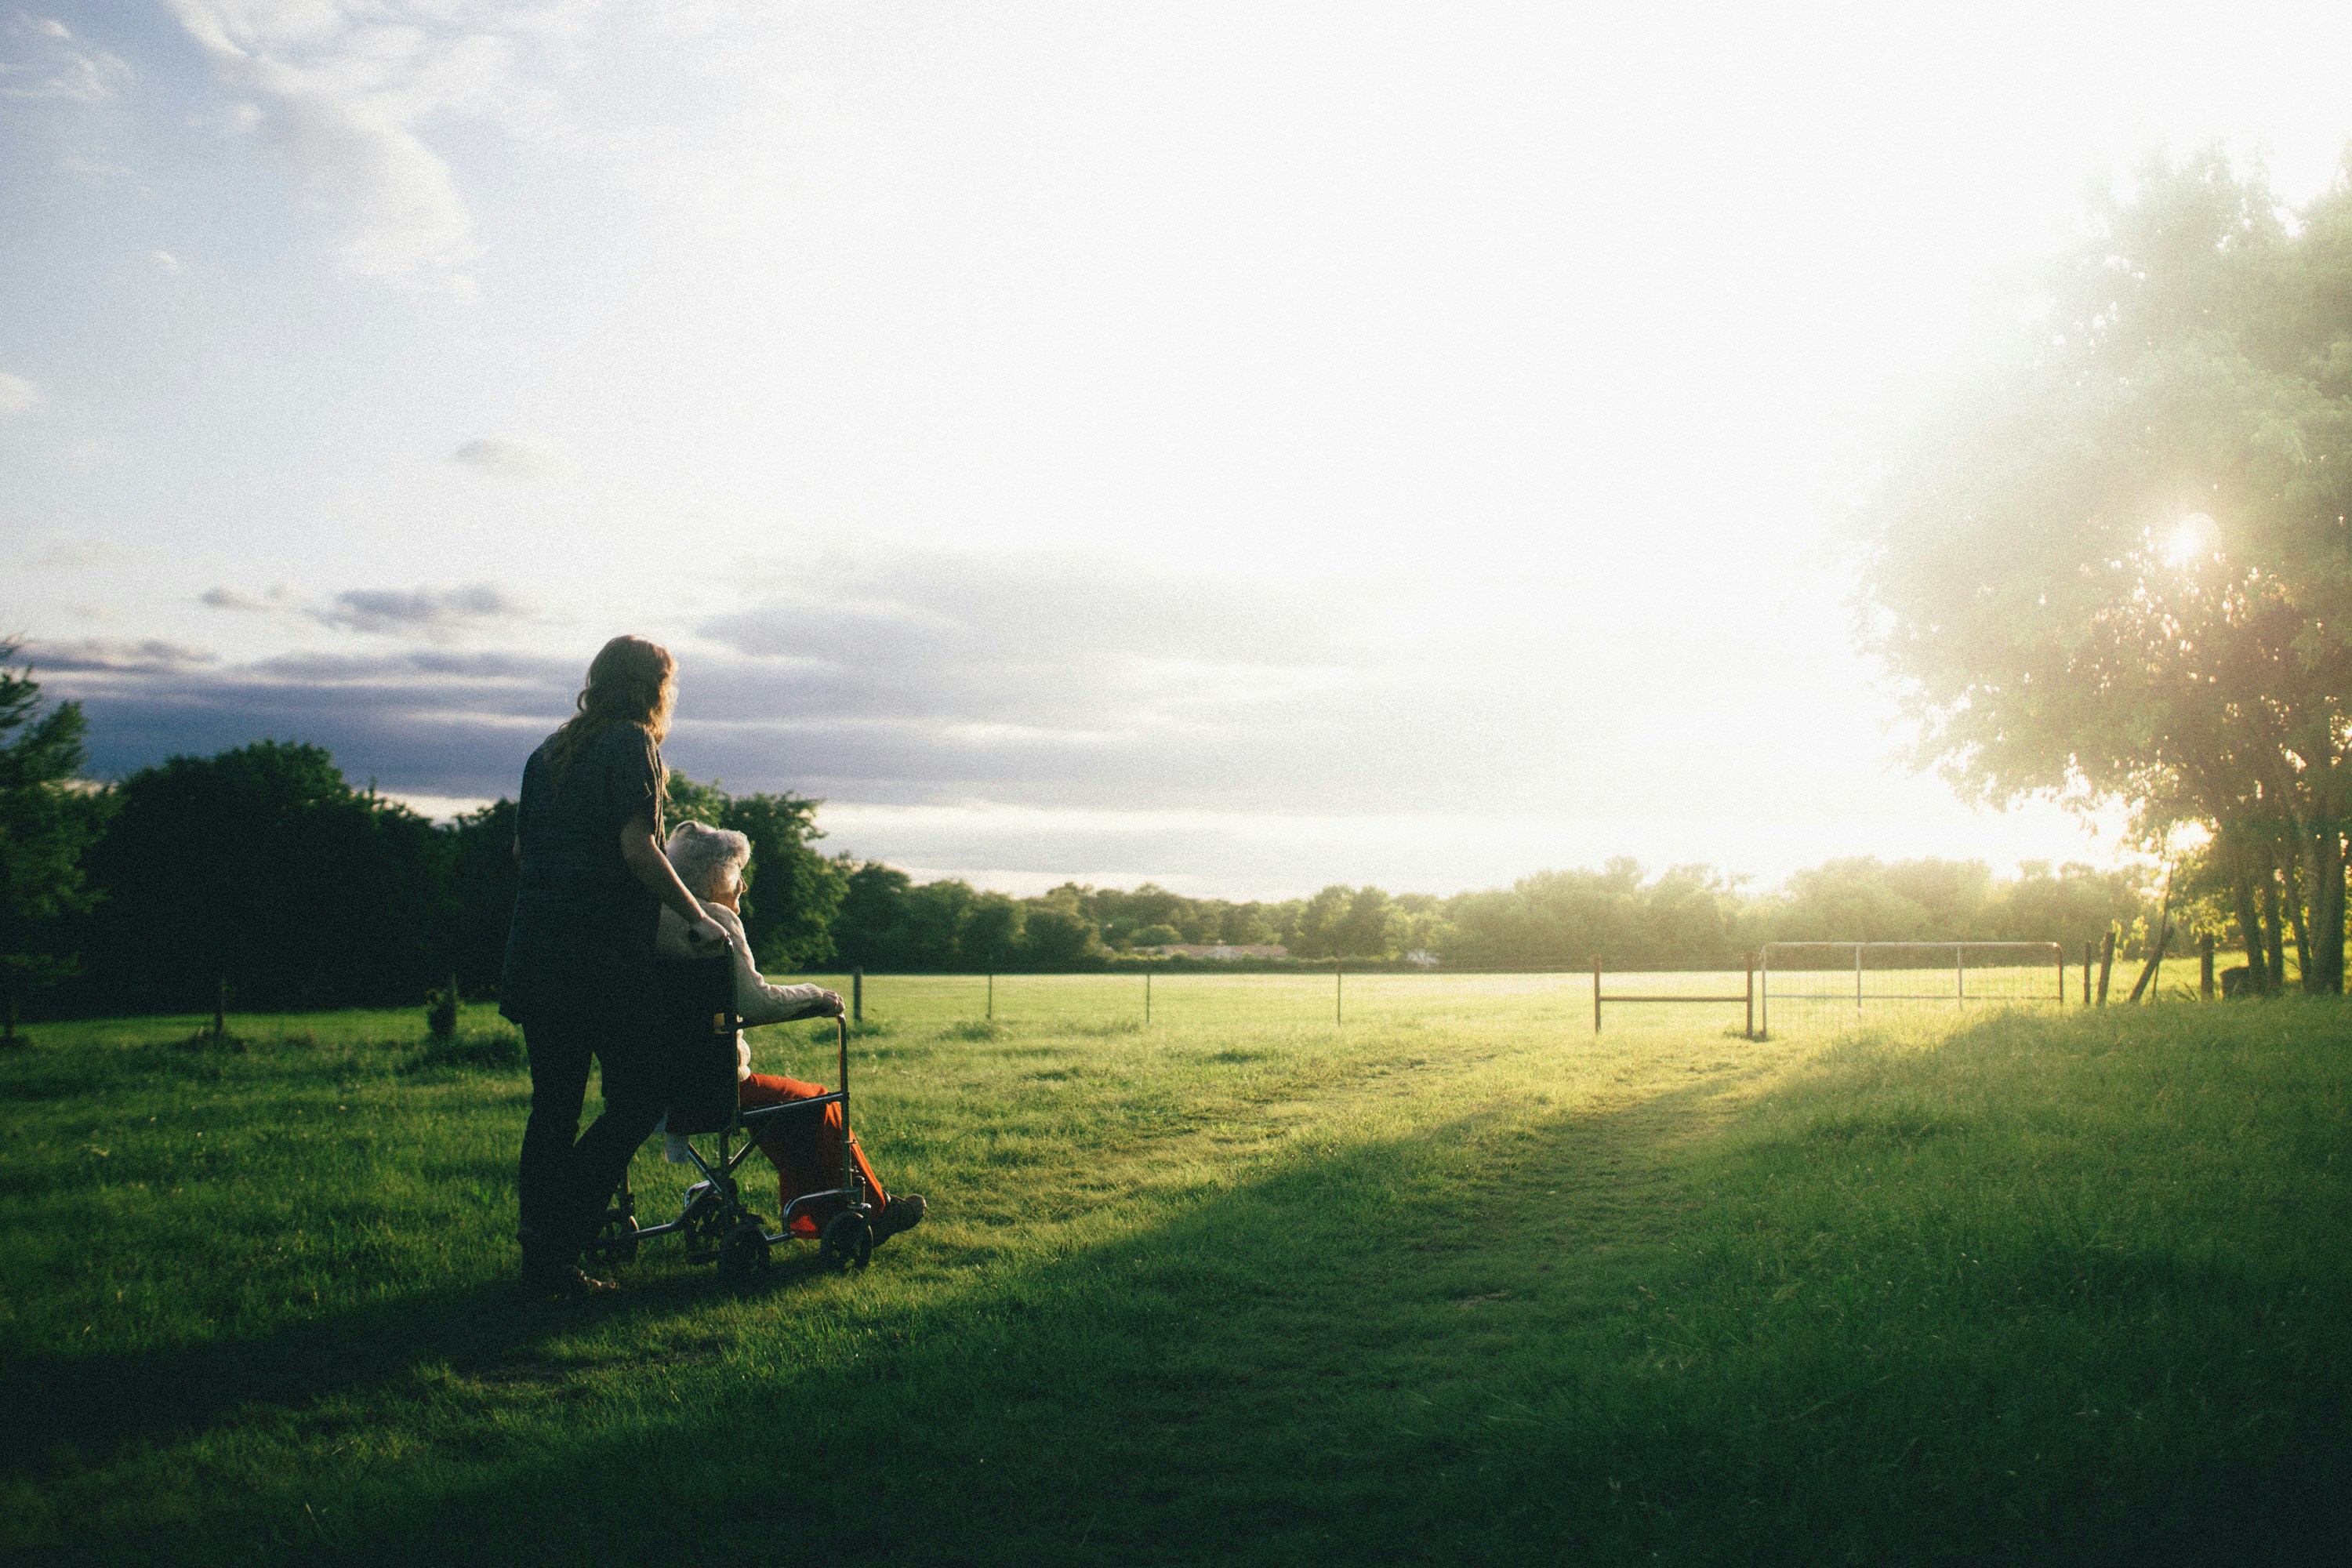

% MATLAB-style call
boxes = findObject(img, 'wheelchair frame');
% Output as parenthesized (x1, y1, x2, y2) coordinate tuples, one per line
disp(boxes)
(593, 979, 876, 1280)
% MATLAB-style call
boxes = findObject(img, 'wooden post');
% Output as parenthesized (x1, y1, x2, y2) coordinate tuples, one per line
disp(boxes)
(2096, 931, 2114, 1004)
(214, 976, 227, 1041)
(1955, 944, 1965, 1007)
(2198, 932, 2215, 1000)
(2083, 942, 2093, 1007)
(1592, 954, 1602, 1033)
(852, 967, 862, 1024)
(1744, 959, 1755, 1040)
(2127, 922, 2172, 1004)
(986, 972, 993, 1020)
(1856, 944, 1864, 1011)
(2057, 946, 2067, 1006)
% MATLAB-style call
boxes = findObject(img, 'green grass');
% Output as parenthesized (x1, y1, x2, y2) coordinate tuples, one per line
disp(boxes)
(2, 981, 2347, 1564)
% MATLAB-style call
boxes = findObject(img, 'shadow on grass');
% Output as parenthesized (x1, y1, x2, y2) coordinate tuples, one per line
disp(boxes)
(13, 1015, 2352, 1566)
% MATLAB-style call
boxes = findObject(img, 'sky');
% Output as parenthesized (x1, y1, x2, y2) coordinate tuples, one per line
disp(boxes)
(6, 2, 2352, 899)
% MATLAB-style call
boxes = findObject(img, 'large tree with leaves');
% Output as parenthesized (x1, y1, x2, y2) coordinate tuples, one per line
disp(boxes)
(0, 646, 114, 1038)
(1847, 150, 2352, 993)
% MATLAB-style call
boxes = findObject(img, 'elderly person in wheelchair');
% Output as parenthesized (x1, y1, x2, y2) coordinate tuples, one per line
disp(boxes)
(655, 820, 924, 1247)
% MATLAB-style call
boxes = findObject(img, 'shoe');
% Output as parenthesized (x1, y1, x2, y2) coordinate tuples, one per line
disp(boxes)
(870, 1193, 925, 1247)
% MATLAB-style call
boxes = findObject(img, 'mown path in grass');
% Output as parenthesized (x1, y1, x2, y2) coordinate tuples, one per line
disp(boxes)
(2, 994, 2348, 1564)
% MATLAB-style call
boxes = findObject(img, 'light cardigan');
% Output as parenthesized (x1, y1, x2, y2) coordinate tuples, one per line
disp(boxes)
(652, 902, 834, 1160)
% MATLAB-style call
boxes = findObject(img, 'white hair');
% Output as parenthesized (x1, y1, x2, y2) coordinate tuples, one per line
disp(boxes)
(665, 819, 751, 900)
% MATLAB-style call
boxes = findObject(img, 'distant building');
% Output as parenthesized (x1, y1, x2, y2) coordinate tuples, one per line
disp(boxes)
(1141, 943, 1288, 960)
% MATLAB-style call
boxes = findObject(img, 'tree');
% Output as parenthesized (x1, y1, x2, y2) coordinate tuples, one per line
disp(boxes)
(1018, 900, 1103, 966)
(447, 799, 518, 997)
(1847, 150, 2352, 992)
(82, 742, 448, 1012)
(830, 861, 912, 970)
(959, 892, 1024, 969)
(0, 647, 112, 1038)
(1290, 885, 1399, 960)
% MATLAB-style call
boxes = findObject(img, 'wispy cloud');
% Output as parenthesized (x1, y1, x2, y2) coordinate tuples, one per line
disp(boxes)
(201, 580, 532, 639)
(449, 436, 569, 481)
(1, 13, 132, 102)
(0, 371, 39, 414)
(315, 583, 529, 634)
(155, 2, 580, 292)
(20, 638, 218, 674)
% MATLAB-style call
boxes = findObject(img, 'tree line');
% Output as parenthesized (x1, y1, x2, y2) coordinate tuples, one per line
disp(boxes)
(2, 656, 2162, 1025)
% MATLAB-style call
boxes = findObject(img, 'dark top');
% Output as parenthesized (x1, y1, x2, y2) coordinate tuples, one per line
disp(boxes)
(497, 723, 665, 1029)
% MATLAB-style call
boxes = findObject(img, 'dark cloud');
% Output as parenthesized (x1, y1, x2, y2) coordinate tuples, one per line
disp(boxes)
(314, 583, 528, 634)
(20, 638, 217, 674)
(42, 553, 1669, 820)
(201, 581, 531, 638)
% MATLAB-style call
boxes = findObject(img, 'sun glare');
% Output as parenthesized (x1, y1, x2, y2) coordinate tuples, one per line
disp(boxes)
(2165, 512, 2218, 568)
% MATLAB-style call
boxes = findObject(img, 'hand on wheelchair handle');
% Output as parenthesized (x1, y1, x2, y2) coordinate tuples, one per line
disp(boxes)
(686, 911, 729, 949)
(818, 990, 847, 1017)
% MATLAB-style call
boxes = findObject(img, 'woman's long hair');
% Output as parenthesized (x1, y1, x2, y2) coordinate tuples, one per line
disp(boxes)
(543, 635, 676, 787)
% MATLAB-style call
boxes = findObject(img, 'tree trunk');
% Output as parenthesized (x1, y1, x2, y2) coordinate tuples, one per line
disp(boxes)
(2261, 848, 2288, 994)
(2231, 846, 2270, 993)
(2301, 814, 2346, 995)
(2278, 839, 2311, 993)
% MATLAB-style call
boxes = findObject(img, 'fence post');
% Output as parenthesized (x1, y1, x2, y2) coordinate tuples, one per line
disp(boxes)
(1592, 954, 1601, 1034)
(852, 967, 862, 1024)
(2199, 932, 2216, 1000)
(1955, 944, 1965, 1007)
(214, 976, 227, 1042)
(1855, 944, 1864, 1012)
(2083, 942, 2093, 1007)
(2096, 931, 2114, 1004)
(1744, 958, 1755, 1040)
(987, 972, 993, 1020)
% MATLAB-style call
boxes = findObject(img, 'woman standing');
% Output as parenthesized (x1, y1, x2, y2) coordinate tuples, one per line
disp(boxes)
(500, 635, 728, 1294)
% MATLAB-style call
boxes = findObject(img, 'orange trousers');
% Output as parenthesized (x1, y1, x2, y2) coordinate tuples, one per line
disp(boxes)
(739, 1072, 887, 1235)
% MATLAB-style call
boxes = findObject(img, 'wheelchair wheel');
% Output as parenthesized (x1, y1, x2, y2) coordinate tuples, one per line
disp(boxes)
(820, 1211, 873, 1272)
(588, 1210, 641, 1267)
(717, 1221, 770, 1283)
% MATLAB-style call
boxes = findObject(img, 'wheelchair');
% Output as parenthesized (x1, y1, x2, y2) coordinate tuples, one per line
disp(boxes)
(588, 953, 877, 1281)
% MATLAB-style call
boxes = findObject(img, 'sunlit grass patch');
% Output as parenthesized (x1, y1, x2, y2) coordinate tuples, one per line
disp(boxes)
(3, 991, 2347, 1563)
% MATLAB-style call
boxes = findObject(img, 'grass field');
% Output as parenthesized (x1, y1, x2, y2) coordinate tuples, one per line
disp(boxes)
(3, 971, 2347, 1564)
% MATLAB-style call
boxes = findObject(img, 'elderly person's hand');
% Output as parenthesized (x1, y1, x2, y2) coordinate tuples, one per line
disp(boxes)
(684, 908, 730, 949)
(812, 989, 847, 1018)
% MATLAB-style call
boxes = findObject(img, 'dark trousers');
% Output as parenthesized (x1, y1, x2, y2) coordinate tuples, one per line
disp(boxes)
(519, 1010, 670, 1263)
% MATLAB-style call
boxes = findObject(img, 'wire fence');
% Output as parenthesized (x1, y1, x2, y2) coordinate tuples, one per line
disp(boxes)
(1758, 942, 2067, 1037)
(760, 945, 2109, 1040)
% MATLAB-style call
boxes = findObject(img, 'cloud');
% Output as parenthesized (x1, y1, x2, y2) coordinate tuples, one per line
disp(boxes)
(450, 436, 569, 481)
(200, 583, 297, 611)
(0, 372, 39, 414)
(156, 2, 546, 291)
(1, 13, 132, 102)
(314, 583, 531, 635)
(20, 638, 218, 674)
(148, 249, 182, 274)
(40, 644, 578, 797)
(201, 580, 530, 638)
